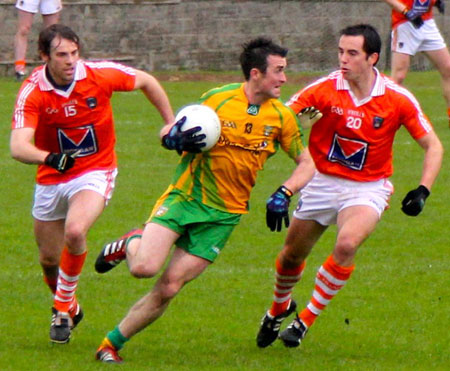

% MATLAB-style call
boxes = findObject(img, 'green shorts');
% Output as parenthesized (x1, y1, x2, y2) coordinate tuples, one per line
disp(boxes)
(148, 188, 241, 262)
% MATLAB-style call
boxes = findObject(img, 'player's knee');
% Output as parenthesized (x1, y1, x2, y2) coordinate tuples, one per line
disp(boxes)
(129, 262, 159, 278)
(280, 241, 311, 267)
(39, 254, 59, 268)
(17, 25, 31, 37)
(39, 248, 60, 270)
(334, 237, 358, 264)
(158, 279, 183, 301)
(64, 223, 87, 248)
(392, 72, 406, 85)
(280, 246, 306, 267)
(440, 63, 450, 79)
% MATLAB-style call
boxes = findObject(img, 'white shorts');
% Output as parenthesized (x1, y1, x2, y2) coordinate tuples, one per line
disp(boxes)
(391, 19, 446, 55)
(15, 0, 62, 15)
(32, 169, 118, 221)
(293, 172, 394, 226)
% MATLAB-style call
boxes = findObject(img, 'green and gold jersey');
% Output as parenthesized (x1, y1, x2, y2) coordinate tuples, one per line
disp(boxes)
(170, 83, 305, 214)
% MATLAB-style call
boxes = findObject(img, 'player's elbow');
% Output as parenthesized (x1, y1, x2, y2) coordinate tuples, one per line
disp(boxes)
(10, 142, 22, 162)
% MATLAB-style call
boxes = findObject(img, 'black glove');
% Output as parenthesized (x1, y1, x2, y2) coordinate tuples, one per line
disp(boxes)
(403, 9, 424, 28)
(401, 185, 430, 216)
(266, 185, 293, 232)
(44, 152, 77, 173)
(435, 0, 445, 14)
(162, 116, 206, 154)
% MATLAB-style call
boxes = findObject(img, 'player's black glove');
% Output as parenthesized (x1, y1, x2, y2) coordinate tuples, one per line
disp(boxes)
(435, 0, 445, 14)
(162, 116, 206, 154)
(401, 185, 430, 216)
(403, 9, 424, 28)
(266, 185, 293, 232)
(44, 152, 77, 173)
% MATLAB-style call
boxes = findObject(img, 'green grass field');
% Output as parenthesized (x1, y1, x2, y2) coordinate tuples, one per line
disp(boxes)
(0, 71, 449, 370)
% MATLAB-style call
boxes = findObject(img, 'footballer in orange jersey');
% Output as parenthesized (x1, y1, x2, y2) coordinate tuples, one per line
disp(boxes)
(383, 0, 450, 127)
(257, 24, 443, 349)
(94, 37, 315, 363)
(10, 24, 175, 344)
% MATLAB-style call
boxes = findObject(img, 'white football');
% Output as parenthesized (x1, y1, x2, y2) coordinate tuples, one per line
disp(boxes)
(175, 104, 221, 151)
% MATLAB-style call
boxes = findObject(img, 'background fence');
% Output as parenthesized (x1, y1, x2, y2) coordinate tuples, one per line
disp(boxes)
(0, 0, 448, 76)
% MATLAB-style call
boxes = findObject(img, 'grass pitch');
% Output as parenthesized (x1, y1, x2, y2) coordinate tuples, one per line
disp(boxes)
(0, 71, 449, 370)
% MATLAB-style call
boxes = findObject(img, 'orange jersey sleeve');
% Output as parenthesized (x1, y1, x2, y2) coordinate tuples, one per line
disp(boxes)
(391, 0, 436, 28)
(12, 61, 136, 184)
(286, 70, 431, 182)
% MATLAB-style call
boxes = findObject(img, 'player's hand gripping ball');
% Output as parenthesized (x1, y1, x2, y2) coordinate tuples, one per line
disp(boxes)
(174, 104, 221, 151)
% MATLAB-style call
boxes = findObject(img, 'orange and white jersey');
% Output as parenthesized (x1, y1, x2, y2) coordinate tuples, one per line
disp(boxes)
(12, 60, 136, 185)
(286, 69, 432, 182)
(391, 0, 436, 28)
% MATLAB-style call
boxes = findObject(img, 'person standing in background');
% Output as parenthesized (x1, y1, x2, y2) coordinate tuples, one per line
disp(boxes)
(383, 0, 450, 127)
(14, 0, 62, 81)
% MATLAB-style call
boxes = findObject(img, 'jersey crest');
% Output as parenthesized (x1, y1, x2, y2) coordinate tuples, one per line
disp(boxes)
(328, 134, 368, 171)
(57, 124, 98, 157)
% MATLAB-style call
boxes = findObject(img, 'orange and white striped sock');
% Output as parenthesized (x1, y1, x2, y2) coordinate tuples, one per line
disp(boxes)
(269, 257, 306, 317)
(54, 247, 87, 313)
(14, 60, 26, 73)
(44, 273, 79, 314)
(299, 254, 354, 327)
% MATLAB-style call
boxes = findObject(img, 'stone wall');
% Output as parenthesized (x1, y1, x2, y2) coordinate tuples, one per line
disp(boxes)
(1, 0, 448, 75)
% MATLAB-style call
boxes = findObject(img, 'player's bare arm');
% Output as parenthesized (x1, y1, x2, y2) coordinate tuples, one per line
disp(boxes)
(382, 0, 409, 13)
(10, 127, 48, 164)
(133, 70, 175, 127)
(415, 131, 444, 190)
(265, 148, 315, 232)
(282, 148, 315, 195)
(10, 127, 77, 173)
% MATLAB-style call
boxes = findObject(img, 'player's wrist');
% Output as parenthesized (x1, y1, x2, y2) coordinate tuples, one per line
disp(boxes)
(402, 7, 410, 15)
(279, 185, 293, 198)
(417, 185, 430, 198)
(44, 152, 57, 166)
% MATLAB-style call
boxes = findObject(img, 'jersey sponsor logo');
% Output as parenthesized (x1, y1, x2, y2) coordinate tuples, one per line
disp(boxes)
(413, 0, 430, 12)
(57, 124, 98, 157)
(328, 133, 368, 171)
(217, 134, 268, 154)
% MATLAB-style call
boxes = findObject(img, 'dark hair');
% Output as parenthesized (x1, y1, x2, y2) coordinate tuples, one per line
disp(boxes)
(340, 24, 381, 65)
(239, 37, 288, 80)
(38, 24, 80, 57)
